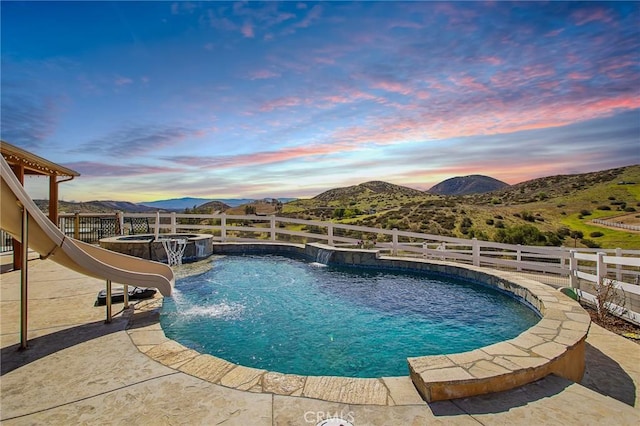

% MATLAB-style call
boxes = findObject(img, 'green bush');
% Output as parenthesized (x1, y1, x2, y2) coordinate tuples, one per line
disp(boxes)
(597, 205, 611, 211)
(494, 224, 550, 246)
(581, 239, 601, 248)
(590, 231, 604, 238)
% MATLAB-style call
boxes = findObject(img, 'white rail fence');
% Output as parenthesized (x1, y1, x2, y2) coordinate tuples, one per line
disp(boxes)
(60, 212, 640, 324)
(591, 219, 640, 231)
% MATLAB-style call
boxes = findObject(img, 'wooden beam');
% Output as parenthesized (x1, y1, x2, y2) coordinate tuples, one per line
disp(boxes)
(11, 165, 25, 270)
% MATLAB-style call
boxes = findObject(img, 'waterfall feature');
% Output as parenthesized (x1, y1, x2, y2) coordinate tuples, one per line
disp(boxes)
(315, 248, 333, 265)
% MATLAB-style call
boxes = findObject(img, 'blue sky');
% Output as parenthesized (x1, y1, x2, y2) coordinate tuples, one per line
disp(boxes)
(2, 1, 639, 202)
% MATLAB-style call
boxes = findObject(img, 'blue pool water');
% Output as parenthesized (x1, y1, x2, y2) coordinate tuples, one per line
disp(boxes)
(160, 255, 540, 378)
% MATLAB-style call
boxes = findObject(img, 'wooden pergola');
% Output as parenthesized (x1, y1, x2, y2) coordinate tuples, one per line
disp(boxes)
(1, 140, 80, 270)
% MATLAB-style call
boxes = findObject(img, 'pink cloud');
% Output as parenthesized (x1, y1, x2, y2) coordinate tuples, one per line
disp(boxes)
(114, 76, 133, 86)
(249, 69, 280, 80)
(572, 7, 614, 26)
(241, 21, 255, 38)
(371, 80, 413, 96)
(259, 96, 304, 111)
(568, 72, 590, 81)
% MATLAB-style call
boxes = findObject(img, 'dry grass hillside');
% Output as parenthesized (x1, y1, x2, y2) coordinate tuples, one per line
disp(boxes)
(282, 165, 640, 249)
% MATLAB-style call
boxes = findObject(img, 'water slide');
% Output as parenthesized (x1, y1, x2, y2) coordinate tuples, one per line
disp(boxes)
(0, 156, 173, 296)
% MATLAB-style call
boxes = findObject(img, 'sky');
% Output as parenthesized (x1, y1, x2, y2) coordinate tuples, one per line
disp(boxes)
(2, 1, 639, 203)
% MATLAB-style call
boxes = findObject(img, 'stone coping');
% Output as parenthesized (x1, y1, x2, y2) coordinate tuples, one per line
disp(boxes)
(127, 243, 590, 405)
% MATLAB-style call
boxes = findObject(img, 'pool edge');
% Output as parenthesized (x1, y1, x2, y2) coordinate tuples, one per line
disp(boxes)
(127, 242, 590, 405)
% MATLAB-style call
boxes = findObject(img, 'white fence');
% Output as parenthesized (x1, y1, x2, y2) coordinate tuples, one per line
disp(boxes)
(63, 212, 640, 324)
(592, 219, 640, 231)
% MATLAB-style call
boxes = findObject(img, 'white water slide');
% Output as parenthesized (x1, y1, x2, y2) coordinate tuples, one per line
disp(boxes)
(0, 155, 173, 296)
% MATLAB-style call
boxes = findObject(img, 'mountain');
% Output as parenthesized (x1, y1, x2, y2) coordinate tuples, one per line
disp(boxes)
(428, 175, 509, 196)
(139, 197, 217, 210)
(35, 200, 159, 213)
(313, 180, 426, 203)
(196, 200, 231, 212)
(139, 197, 257, 209)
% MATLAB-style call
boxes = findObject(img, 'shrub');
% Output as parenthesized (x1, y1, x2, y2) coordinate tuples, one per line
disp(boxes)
(494, 224, 548, 246)
(520, 211, 536, 222)
(494, 220, 505, 229)
(581, 238, 600, 248)
(485, 219, 494, 225)
(597, 205, 611, 211)
(590, 231, 604, 238)
(624, 207, 636, 212)
(580, 209, 592, 216)
(494, 215, 503, 220)
(608, 196, 616, 200)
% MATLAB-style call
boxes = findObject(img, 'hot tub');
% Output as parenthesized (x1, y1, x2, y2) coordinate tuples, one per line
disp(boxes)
(99, 233, 214, 264)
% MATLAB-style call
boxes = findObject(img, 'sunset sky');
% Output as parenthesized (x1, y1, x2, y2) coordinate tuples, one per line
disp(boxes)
(2, 1, 639, 202)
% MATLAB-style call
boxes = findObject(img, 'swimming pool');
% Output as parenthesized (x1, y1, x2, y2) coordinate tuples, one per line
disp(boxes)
(160, 254, 540, 378)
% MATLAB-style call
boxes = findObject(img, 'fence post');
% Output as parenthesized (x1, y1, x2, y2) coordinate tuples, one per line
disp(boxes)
(270, 215, 276, 241)
(74, 212, 80, 240)
(472, 238, 480, 266)
(569, 250, 578, 289)
(116, 211, 124, 235)
(596, 251, 607, 285)
(171, 212, 177, 234)
(392, 228, 398, 256)
(516, 244, 522, 271)
(615, 248, 622, 281)
(221, 213, 227, 242)
(327, 222, 334, 246)
(155, 211, 160, 240)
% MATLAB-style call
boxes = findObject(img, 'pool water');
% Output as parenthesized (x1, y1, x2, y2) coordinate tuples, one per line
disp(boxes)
(160, 255, 540, 378)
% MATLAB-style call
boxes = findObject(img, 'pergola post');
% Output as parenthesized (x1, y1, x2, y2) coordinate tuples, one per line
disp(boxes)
(19, 203, 29, 350)
(11, 164, 25, 271)
(49, 175, 59, 225)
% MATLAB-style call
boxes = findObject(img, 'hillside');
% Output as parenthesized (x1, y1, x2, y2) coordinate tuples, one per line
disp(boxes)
(428, 175, 509, 195)
(283, 165, 640, 249)
(34, 200, 160, 214)
(313, 180, 427, 203)
(196, 200, 231, 212)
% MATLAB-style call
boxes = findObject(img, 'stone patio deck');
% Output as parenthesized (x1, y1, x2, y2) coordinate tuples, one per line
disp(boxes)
(1, 256, 639, 425)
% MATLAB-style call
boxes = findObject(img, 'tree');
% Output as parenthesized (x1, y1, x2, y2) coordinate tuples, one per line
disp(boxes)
(569, 230, 583, 247)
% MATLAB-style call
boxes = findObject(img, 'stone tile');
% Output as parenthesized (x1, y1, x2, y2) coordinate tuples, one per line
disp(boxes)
(262, 371, 306, 396)
(449, 349, 492, 365)
(420, 366, 474, 382)
(127, 329, 169, 346)
(510, 333, 547, 350)
(219, 365, 266, 391)
(482, 342, 529, 357)
(536, 318, 561, 330)
(408, 355, 456, 373)
(501, 355, 547, 370)
(381, 376, 425, 406)
(562, 320, 590, 333)
(144, 340, 200, 368)
(468, 360, 511, 379)
(565, 311, 591, 323)
(303, 376, 388, 405)
(179, 354, 236, 383)
(554, 329, 587, 346)
(532, 341, 567, 360)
